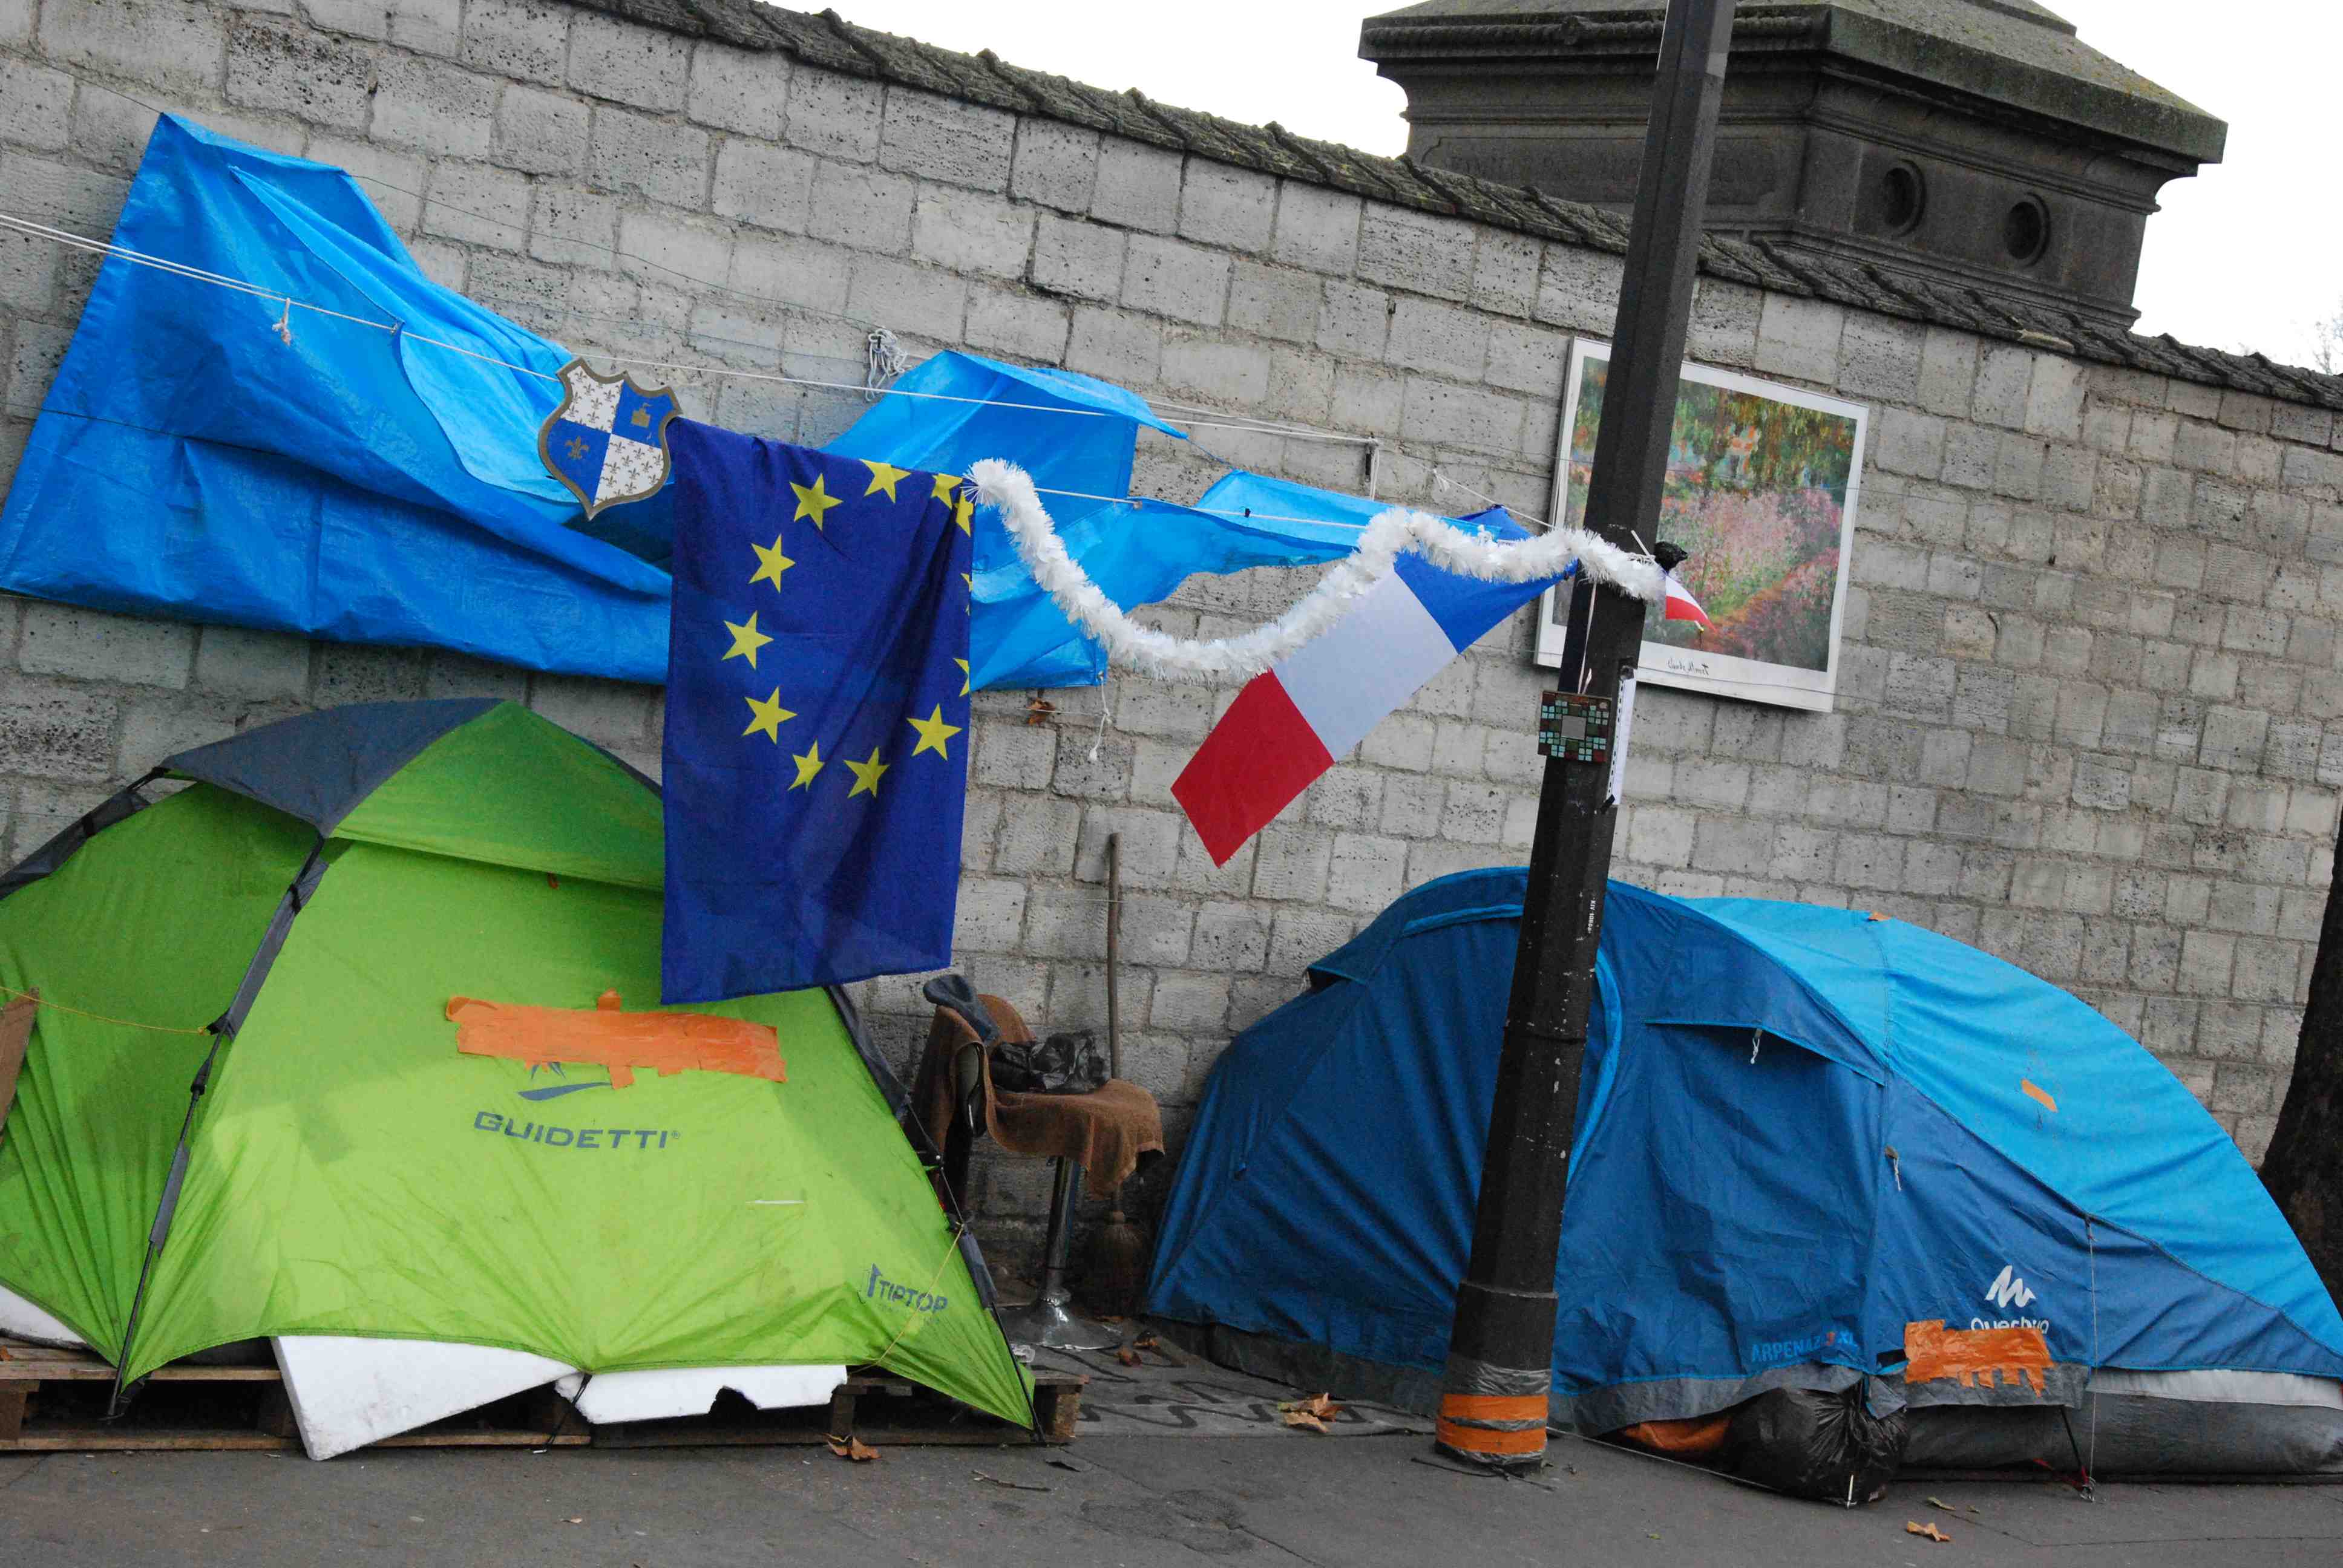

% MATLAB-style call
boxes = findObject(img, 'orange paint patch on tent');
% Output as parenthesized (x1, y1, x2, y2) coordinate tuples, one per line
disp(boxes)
(447, 989, 784, 1089)
(2022, 1078, 2058, 1113)
(1904, 1319, 2051, 1396)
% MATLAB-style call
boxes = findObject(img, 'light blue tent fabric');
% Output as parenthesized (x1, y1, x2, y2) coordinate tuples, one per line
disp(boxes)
(0, 115, 676, 681)
(1150, 870, 2343, 1439)
(825, 362, 1518, 689)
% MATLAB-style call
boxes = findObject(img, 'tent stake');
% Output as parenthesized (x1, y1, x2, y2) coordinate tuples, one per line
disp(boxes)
(1434, 0, 1733, 1473)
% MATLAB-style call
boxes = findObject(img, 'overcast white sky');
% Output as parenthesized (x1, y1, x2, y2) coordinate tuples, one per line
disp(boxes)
(830, 1, 2342, 368)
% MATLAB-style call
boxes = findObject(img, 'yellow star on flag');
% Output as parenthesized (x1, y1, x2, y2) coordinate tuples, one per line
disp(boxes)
(789, 741, 825, 790)
(931, 472, 960, 504)
(954, 494, 974, 535)
(906, 704, 963, 760)
(845, 746, 891, 799)
(742, 688, 795, 743)
(955, 658, 970, 697)
(791, 474, 841, 529)
(721, 611, 772, 668)
(749, 532, 795, 591)
(862, 460, 911, 502)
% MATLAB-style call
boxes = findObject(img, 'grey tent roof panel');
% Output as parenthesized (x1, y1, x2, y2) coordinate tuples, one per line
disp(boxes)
(160, 698, 500, 835)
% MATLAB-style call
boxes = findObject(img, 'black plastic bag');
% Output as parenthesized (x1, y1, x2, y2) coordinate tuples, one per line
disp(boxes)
(990, 1030, 1109, 1095)
(1720, 1385, 1907, 1504)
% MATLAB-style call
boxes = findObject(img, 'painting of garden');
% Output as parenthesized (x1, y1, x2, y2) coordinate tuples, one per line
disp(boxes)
(1560, 355, 1860, 675)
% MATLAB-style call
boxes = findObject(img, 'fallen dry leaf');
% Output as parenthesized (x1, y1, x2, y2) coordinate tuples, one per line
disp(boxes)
(564, 1517, 584, 1525)
(1927, 1496, 1957, 1512)
(1280, 1410, 1329, 1434)
(1116, 1346, 1142, 1367)
(1024, 697, 1057, 726)
(1277, 1393, 1344, 1422)
(826, 1435, 880, 1463)
(1905, 1521, 1951, 1544)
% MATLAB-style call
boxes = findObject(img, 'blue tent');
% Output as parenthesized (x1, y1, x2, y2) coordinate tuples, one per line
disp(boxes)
(1149, 869, 2343, 1470)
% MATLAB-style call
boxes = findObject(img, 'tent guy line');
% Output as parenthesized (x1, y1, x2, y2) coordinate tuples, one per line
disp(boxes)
(0, 980, 211, 1037)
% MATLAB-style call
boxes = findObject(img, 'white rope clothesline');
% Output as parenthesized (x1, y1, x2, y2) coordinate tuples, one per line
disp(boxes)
(0, 212, 1383, 453)
(1430, 466, 1554, 531)
(5, 211, 1544, 527)
(5, 210, 1614, 652)
(25, 69, 1424, 466)
(972, 459, 1662, 681)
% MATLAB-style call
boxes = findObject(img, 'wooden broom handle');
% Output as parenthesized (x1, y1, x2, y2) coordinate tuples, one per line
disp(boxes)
(1104, 832, 1122, 1082)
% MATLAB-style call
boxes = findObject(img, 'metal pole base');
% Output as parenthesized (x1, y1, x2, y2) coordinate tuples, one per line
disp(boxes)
(998, 1285, 1119, 1351)
(1434, 1285, 1555, 1470)
(1000, 1155, 1118, 1351)
(1431, 1438, 1547, 1474)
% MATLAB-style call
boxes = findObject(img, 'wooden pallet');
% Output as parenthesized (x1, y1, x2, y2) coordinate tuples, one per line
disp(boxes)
(0, 1341, 589, 1452)
(0, 1340, 1081, 1453)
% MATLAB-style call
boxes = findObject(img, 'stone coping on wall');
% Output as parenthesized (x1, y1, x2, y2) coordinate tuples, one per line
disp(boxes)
(564, 0, 2343, 414)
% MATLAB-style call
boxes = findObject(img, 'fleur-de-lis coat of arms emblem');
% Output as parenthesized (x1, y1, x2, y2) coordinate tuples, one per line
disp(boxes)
(538, 359, 681, 519)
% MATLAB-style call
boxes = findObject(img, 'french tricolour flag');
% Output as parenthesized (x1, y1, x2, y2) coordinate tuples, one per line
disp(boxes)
(1173, 534, 1561, 865)
(1664, 573, 1711, 629)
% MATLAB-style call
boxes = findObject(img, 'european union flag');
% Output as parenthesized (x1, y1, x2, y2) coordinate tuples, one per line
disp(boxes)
(661, 422, 973, 1002)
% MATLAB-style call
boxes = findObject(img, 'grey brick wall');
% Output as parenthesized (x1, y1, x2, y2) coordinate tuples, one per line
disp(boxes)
(2, 1, 2338, 1270)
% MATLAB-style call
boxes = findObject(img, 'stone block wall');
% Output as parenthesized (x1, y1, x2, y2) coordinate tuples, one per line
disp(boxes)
(2, 1, 2339, 1270)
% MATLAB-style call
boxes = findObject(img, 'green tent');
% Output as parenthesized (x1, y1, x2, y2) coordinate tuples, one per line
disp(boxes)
(0, 699, 1030, 1428)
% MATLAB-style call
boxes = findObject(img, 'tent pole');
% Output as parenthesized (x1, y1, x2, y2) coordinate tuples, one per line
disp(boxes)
(107, 1031, 223, 1418)
(108, 844, 326, 1416)
(1434, 0, 1733, 1472)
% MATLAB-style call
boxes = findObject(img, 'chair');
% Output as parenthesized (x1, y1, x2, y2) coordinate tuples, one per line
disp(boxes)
(913, 981, 1162, 1350)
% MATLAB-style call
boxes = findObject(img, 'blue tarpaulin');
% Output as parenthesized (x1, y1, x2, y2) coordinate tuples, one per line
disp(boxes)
(0, 115, 677, 681)
(1, 116, 1502, 693)
(1149, 871, 2343, 1431)
(827, 363, 1521, 690)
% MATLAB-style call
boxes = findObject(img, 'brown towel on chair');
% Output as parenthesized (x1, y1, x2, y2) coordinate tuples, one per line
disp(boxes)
(913, 993, 1164, 1199)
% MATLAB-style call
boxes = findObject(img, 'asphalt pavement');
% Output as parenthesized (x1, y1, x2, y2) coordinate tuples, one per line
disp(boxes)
(7, 1427, 2342, 1566)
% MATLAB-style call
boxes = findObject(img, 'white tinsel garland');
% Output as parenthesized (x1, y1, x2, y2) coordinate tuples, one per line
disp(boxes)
(969, 459, 1666, 682)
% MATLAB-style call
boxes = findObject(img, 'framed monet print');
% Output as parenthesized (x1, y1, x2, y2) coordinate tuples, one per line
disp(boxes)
(1535, 340, 1867, 712)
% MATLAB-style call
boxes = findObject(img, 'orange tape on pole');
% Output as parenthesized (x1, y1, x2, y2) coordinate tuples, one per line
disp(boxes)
(1440, 1393, 1548, 1422)
(1435, 1420, 1546, 1457)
